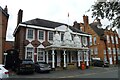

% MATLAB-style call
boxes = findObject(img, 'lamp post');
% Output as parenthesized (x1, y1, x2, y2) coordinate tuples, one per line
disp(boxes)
(4, 53, 8, 65)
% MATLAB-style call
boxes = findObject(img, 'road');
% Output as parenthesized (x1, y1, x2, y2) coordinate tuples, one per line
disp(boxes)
(8, 66, 119, 80)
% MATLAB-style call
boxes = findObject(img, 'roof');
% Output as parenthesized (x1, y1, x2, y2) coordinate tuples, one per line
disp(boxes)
(21, 18, 67, 29)
(19, 18, 89, 35)
(90, 23, 105, 39)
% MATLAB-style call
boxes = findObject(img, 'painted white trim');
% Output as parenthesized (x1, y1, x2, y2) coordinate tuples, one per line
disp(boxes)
(17, 23, 90, 37)
(21, 23, 55, 31)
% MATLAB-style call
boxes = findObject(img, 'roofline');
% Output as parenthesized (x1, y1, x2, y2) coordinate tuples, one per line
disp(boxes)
(0, 6, 9, 17)
(13, 23, 91, 37)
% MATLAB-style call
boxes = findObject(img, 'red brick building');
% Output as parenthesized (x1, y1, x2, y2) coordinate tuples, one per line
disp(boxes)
(0, 6, 9, 64)
(13, 10, 91, 69)
(73, 15, 120, 65)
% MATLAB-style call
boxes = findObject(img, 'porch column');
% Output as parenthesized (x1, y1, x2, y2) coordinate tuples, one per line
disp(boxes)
(63, 50, 66, 68)
(52, 49, 55, 69)
(78, 51, 81, 68)
(86, 51, 89, 67)
(46, 51, 48, 64)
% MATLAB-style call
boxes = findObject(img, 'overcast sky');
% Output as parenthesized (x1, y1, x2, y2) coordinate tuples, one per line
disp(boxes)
(0, 0, 111, 41)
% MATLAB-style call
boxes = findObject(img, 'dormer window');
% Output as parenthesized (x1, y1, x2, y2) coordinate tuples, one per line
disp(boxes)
(82, 36, 87, 46)
(61, 32, 64, 41)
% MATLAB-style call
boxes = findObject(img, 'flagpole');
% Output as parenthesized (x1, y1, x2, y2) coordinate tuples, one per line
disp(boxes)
(67, 12, 69, 28)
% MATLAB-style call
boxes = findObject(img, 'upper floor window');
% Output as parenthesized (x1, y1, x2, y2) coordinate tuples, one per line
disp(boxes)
(111, 36, 114, 44)
(117, 48, 120, 54)
(115, 36, 118, 44)
(48, 31, 54, 41)
(107, 35, 110, 43)
(89, 36, 92, 46)
(113, 48, 116, 54)
(93, 36, 96, 45)
(82, 36, 87, 46)
(94, 47, 98, 55)
(38, 30, 44, 40)
(104, 50, 106, 54)
(27, 29, 34, 39)
(108, 47, 111, 54)
(90, 49, 93, 55)
(61, 32, 64, 41)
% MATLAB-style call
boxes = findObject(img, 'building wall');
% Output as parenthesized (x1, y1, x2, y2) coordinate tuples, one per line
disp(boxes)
(76, 15, 120, 64)
(0, 6, 9, 64)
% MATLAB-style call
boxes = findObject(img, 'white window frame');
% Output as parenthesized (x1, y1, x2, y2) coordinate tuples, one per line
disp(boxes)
(108, 47, 111, 54)
(90, 49, 93, 55)
(25, 47, 34, 61)
(60, 32, 64, 41)
(115, 36, 118, 44)
(48, 31, 54, 41)
(117, 48, 120, 54)
(114, 56, 116, 61)
(37, 48, 45, 62)
(93, 36, 96, 45)
(82, 36, 88, 46)
(111, 36, 114, 44)
(107, 35, 110, 43)
(38, 30, 45, 41)
(113, 48, 116, 54)
(89, 36, 92, 46)
(26, 28, 35, 40)
(94, 47, 98, 55)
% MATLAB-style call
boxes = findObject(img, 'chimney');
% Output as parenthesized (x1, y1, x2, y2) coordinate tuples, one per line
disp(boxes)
(83, 15, 89, 32)
(73, 21, 80, 30)
(4, 5, 8, 14)
(17, 9, 23, 26)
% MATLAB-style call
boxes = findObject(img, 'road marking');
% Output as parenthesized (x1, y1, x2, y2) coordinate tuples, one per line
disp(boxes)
(58, 69, 118, 78)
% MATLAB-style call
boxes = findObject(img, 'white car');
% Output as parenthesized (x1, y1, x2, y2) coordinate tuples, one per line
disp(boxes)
(0, 64, 9, 79)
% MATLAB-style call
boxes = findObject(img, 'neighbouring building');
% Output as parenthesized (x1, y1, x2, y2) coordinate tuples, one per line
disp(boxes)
(0, 6, 9, 64)
(13, 10, 91, 69)
(4, 41, 14, 51)
(73, 15, 120, 65)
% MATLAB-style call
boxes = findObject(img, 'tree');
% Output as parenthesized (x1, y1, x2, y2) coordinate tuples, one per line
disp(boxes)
(89, 0, 120, 28)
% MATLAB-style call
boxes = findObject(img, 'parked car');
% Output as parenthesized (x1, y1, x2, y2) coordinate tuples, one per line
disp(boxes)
(0, 64, 9, 79)
(34, 62, 51, 73)
(92, 59, 104, 67)
(103, 61, 109, 67)
(92, 59, 109, 67)
(16, 59, 35, 74)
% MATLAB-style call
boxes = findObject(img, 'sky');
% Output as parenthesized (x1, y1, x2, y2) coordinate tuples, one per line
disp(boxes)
(0, 0, 111, 41)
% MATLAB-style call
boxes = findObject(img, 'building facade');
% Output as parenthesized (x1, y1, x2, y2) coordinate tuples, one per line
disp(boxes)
(0, 6, 9, 64)
(13, 10, 91, 69)
(73, 15, 120, 65)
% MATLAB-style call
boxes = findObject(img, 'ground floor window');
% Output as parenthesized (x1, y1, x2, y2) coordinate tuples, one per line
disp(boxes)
(37, 48, 45, 62)
(26, 47, 34, 60)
